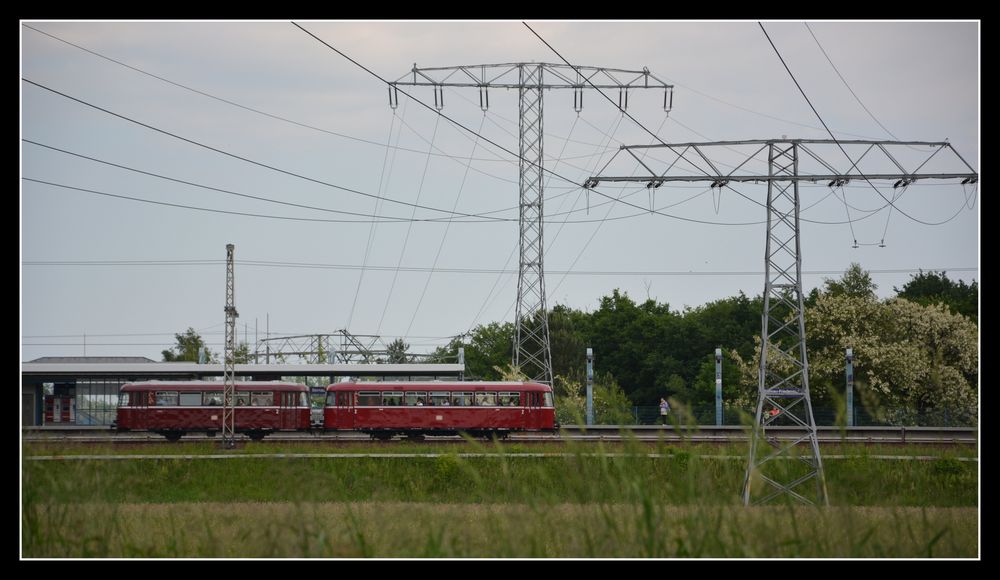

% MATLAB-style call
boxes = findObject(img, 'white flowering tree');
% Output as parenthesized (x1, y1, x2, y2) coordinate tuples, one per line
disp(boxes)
(806, 294, 978, 425)
(730, 288, 978, 426)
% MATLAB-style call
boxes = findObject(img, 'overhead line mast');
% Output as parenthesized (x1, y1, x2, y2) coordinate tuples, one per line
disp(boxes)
(222, 243, 239, 449)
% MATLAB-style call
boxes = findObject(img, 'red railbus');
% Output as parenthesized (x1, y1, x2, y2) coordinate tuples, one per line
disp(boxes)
(324, 381, 556, 440)
(116, 381, 311, 441)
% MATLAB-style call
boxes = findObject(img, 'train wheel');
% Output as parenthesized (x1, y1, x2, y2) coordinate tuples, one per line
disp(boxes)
(247, 431, 266, 441)
(163, 431, 183, 442)
(372, 432, 393, 441)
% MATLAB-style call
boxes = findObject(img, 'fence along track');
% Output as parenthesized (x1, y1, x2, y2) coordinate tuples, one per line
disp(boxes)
(22, 425, 977, 445)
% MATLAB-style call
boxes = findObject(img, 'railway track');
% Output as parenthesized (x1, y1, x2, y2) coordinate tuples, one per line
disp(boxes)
(22, 425, 977, 445)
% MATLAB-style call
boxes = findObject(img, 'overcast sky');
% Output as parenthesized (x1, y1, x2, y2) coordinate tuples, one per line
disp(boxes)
(20, 20, 979, 362)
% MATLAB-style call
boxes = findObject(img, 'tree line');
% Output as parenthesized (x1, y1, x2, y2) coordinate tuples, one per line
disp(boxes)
(162, 266, 977, 425)
(431, 266, 978, 424)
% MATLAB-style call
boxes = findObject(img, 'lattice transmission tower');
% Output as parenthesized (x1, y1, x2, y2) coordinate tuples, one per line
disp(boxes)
(588, 139, 977, 505)
(392, 63, 673, 384)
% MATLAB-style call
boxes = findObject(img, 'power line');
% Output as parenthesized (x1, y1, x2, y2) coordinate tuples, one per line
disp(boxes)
(22, 258, 976, 277)
(405, 113, 488, 338)
(462, 110, 614, 337)
(21, 77, 512, 222)
(525, 23, 974, 230)
(375, 114, 443, 337)
(22, 22, 570, 170)
(22, 177, 478, 225)
(291, 22, 778, 230)
(24, 108, 736, 226)
(757, 23, 970, 228)
(518, 23, 791, 230)
(548, 114, 673, 302)
(347, 104, 407, 329)
(545, 113, 627, 265)
(30, 165, 953, 231)
(22, 138, 482, 223)
(803, 22, 902, 142)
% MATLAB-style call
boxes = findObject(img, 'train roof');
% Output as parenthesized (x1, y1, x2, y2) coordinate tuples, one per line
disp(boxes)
(326, 381, 551, 391)
(121, 381, 307, 391)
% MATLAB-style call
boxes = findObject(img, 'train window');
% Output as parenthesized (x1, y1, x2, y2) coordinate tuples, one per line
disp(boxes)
(452, 392, 473, 406)
(358, 392, 380, 406)
(251, 392, 274, 407)
(429, 392, 450, 406)
(236, 393, 250, 407)
(203, 392, 223, 406)
(179, 392, 202, 406)
(475, 392, 498, 406)
(405, 392, 428, 406)
(336, 392, 353, 407)
(543, 392, 554, 408)
(498, 392, 520, 407)
(155, 391, 178, 406)
(118, 392, 130, 407)
(299, 392, 309, 407)
(382, 392, 403, 407)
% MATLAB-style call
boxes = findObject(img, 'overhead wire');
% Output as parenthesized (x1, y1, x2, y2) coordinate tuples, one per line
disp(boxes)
(526, 23, 976, 231)
(547, 114, 673, 303)
(347, 103, 405, 330)
(463, 107, 626, 335)
(21, 77, 513, 222)
(803, 22, 905, 143)
(22, 177, 433, 225)
(757, 22, 973, 228)
(520, 23, 781, 225)
(23, 173, 744, 227)
(22, 22, 559, 170)
(21, 258, 977, 277)
(292, 22, 779, 229)
(375, 114, 443, 337)
(22, 138, 444, 223)
(404, 113, 489, 338)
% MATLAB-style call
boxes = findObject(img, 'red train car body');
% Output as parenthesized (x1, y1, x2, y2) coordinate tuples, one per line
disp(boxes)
(116, 381, 311, 441)
(324, 381, 557, 439)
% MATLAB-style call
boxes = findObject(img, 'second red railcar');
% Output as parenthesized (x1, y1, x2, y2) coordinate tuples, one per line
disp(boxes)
(324, 381, 556, 440)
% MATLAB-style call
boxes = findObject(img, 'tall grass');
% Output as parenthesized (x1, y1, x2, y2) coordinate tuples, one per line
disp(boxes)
(22, 435, 978, 557)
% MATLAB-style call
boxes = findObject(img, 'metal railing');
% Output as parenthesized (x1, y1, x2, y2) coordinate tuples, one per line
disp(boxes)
(630, 405, 976, 428)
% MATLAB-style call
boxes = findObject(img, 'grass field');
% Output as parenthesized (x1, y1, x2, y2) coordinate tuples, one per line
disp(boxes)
(21, 438, 979, 557)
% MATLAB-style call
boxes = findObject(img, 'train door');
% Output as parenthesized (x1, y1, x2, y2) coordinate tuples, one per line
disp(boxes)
(44, 396, 75, 424)
(280, 391, 298, 429)
(525, 391, 540, 429)
(334, 391, 355, 429)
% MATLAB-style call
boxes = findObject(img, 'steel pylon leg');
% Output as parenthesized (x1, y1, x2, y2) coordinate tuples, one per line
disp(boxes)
(513, 64, 553, 385)
(743, 142, 828, 506)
